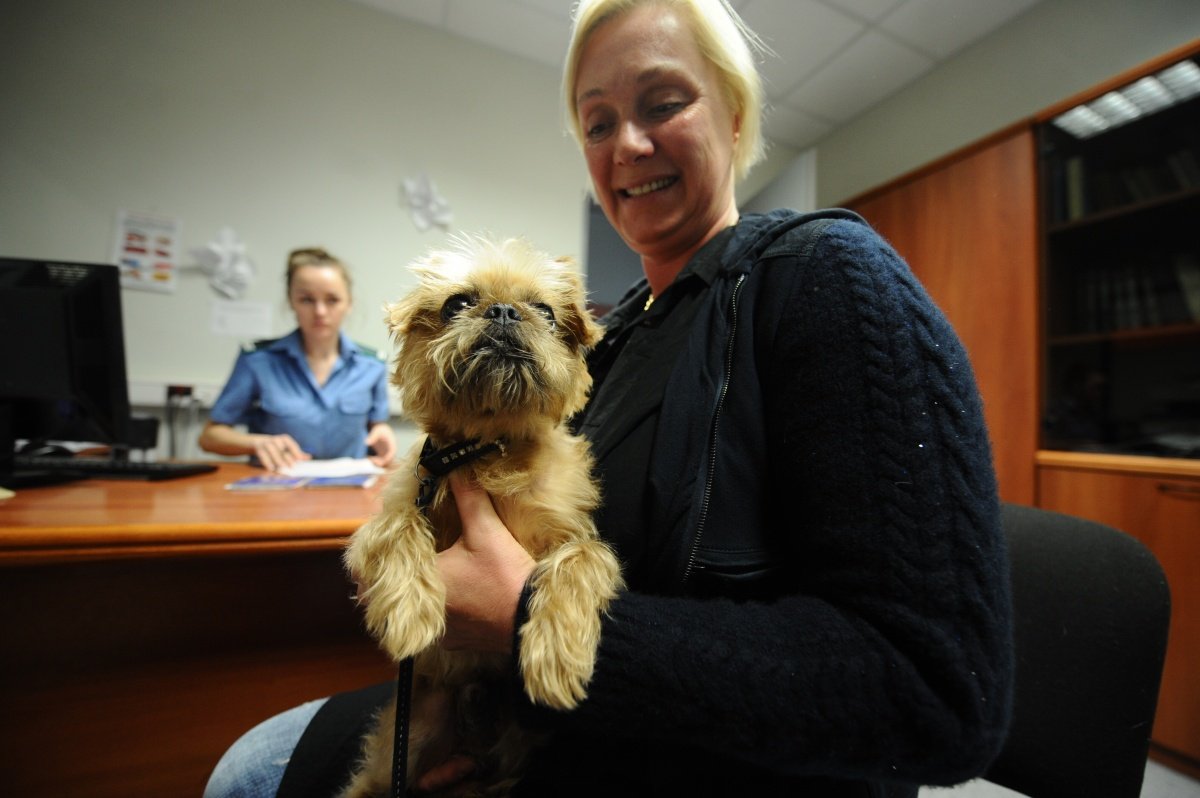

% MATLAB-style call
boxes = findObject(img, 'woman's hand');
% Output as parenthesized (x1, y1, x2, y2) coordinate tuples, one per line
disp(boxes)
(438, 472, 536, 654)
(365, 422, 398, 467)
(251, 433, 309, 472)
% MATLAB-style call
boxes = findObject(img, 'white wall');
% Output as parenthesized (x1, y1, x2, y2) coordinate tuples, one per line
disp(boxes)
(25, 0, 1184, 400)
(743, 149, 816, 215)
(0, 0, 595, 396)
(815, 0, 1200, 206)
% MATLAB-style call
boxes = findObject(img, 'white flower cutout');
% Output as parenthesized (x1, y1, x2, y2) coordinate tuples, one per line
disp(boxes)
(190, 226, 254, 299)
(403, 172, 453, 232)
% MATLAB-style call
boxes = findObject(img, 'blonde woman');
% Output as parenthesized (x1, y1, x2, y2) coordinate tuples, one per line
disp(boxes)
(207, 3, 1011, 796)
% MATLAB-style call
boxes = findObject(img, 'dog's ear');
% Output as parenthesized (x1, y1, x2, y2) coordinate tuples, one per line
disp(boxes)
(384, 291, 420, 340)
(387, 254, 454, 341)
(552, 256, 604, 353)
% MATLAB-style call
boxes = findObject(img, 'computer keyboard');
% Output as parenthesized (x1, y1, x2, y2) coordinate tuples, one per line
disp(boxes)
(12, 455, 218, 482)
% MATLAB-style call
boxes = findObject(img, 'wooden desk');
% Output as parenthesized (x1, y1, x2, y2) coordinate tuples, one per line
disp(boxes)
(0, 464, 396, 797)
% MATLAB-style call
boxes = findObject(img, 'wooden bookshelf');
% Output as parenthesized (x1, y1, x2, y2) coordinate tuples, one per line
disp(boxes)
(1037, 50, 1200, 461)
(1034, 40, 1200, 773)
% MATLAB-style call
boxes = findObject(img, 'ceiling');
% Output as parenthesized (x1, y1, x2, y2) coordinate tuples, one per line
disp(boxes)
(347, 0, 1044, 151)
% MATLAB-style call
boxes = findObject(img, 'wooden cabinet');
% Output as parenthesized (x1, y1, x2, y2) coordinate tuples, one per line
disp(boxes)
(1038, 452, 1200, 773)
(846, 125, 1039, 505)
(1033, 44, 1200, 775)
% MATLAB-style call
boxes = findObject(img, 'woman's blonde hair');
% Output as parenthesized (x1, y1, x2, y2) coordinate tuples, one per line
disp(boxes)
(562, 0, 768, 180)
(285, 247, 352, 298)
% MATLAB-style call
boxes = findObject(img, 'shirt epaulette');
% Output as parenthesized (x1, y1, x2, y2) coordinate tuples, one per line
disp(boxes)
(354, 341, 385, 361)
(242, 337, 282, 353)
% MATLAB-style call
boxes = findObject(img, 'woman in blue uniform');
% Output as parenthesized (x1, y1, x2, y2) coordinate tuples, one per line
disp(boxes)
(198, 247, 396, 472)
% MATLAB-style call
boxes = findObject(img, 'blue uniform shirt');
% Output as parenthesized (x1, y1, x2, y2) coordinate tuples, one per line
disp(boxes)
(209, 329, 390, 460)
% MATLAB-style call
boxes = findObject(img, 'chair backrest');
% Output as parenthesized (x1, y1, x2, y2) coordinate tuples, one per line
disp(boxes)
(985, 503, 1171, 798)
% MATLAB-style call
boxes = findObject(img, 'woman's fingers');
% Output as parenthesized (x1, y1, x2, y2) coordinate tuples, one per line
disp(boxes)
(438, 472, 535, 653)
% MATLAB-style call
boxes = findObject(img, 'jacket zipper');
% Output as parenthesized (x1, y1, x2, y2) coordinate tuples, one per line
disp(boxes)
(682, 272, 746, 586)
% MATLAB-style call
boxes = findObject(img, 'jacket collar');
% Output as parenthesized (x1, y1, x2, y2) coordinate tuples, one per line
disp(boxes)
(269, 329, 359, 363)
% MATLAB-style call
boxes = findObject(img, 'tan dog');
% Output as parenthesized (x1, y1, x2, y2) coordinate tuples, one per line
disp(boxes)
(340, 236, 623, 797)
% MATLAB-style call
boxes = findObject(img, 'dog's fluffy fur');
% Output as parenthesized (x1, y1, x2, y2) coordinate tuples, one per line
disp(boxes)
(340, 236, 623, 797)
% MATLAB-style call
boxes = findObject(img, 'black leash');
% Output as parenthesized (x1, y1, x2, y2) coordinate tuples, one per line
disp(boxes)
(391, 655, 414, 798)
(391, 436, 505, 798)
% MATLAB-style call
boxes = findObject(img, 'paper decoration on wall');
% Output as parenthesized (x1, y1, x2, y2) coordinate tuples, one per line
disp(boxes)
(189, 226, 255, 299)
(403, 171, 453, 231)
(114, 209, 181, 293)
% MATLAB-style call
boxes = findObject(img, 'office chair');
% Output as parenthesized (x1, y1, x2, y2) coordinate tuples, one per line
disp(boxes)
(983, 503, 1171, 798)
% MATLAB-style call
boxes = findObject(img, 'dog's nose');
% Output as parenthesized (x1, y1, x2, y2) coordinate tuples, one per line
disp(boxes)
(483, 303, 522, 326)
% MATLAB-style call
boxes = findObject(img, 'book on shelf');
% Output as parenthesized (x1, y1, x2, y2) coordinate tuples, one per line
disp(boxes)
(1166, 148, 1200, 189)
(1074, 258, 1200, 334)
(1087, 171, 1126, 213)
(1118, 163, 1184, 203)
(1114, 266, 1142, 329)
(1064, 155, 1086, 220)
(1174, 252, 1200, 322)
(1138, 268, 1162, 327)
(1151, 259, 1195, 325)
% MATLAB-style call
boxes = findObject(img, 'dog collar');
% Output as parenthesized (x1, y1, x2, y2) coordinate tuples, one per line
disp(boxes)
(414, 436, 506, 510)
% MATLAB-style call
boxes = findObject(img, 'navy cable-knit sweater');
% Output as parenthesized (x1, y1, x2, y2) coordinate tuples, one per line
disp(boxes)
(509, 209, 1014, 797)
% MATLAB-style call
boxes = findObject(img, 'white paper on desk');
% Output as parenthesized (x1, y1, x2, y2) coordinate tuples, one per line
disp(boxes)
(279, 458, 385, 478)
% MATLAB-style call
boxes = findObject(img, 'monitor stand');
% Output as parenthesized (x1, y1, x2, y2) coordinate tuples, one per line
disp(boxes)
(0, 405, 86, 490)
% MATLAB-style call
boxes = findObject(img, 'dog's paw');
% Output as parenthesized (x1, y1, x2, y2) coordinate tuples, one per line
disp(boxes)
(519, 617, 594, 710)
(348, 511, 447, 661)
(518, 541, 623, 709)
(369, 585, 447, 662)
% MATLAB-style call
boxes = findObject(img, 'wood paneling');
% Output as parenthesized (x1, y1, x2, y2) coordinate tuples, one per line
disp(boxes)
(846, 126, 1039, 504)
(1038, 460, 1200, 769)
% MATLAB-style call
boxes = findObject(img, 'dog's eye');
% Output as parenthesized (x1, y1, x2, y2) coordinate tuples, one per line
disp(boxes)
(441, 293, 475, 322)
(532, 302, 556, 329)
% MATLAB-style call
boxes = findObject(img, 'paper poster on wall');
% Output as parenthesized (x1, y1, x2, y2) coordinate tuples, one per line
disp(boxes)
(210, 298, 272, 339)
(113, 209, 181, 293)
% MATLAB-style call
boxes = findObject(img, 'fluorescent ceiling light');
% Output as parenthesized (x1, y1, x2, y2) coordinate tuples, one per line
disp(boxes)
(1052, 105, 1111, 139)
(1157, 60, 1200, 100)
(1051, 58, 1199, 139)
(1122, 77, 1174, 115)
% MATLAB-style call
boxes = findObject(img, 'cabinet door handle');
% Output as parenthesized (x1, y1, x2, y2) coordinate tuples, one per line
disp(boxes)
(1157, 483, 1200, 500)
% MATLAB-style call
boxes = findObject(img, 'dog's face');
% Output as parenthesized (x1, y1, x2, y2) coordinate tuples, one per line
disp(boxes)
(387, 236, 603, 441)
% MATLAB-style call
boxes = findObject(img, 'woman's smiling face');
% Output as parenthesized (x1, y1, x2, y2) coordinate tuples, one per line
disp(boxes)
(574, 4, 740, 265)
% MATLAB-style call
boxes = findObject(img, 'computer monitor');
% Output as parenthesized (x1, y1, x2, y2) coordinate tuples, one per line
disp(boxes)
(0, 258, 133, 486)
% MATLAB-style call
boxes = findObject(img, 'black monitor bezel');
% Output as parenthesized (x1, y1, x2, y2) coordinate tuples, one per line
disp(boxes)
(0, 257, 133, 480)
